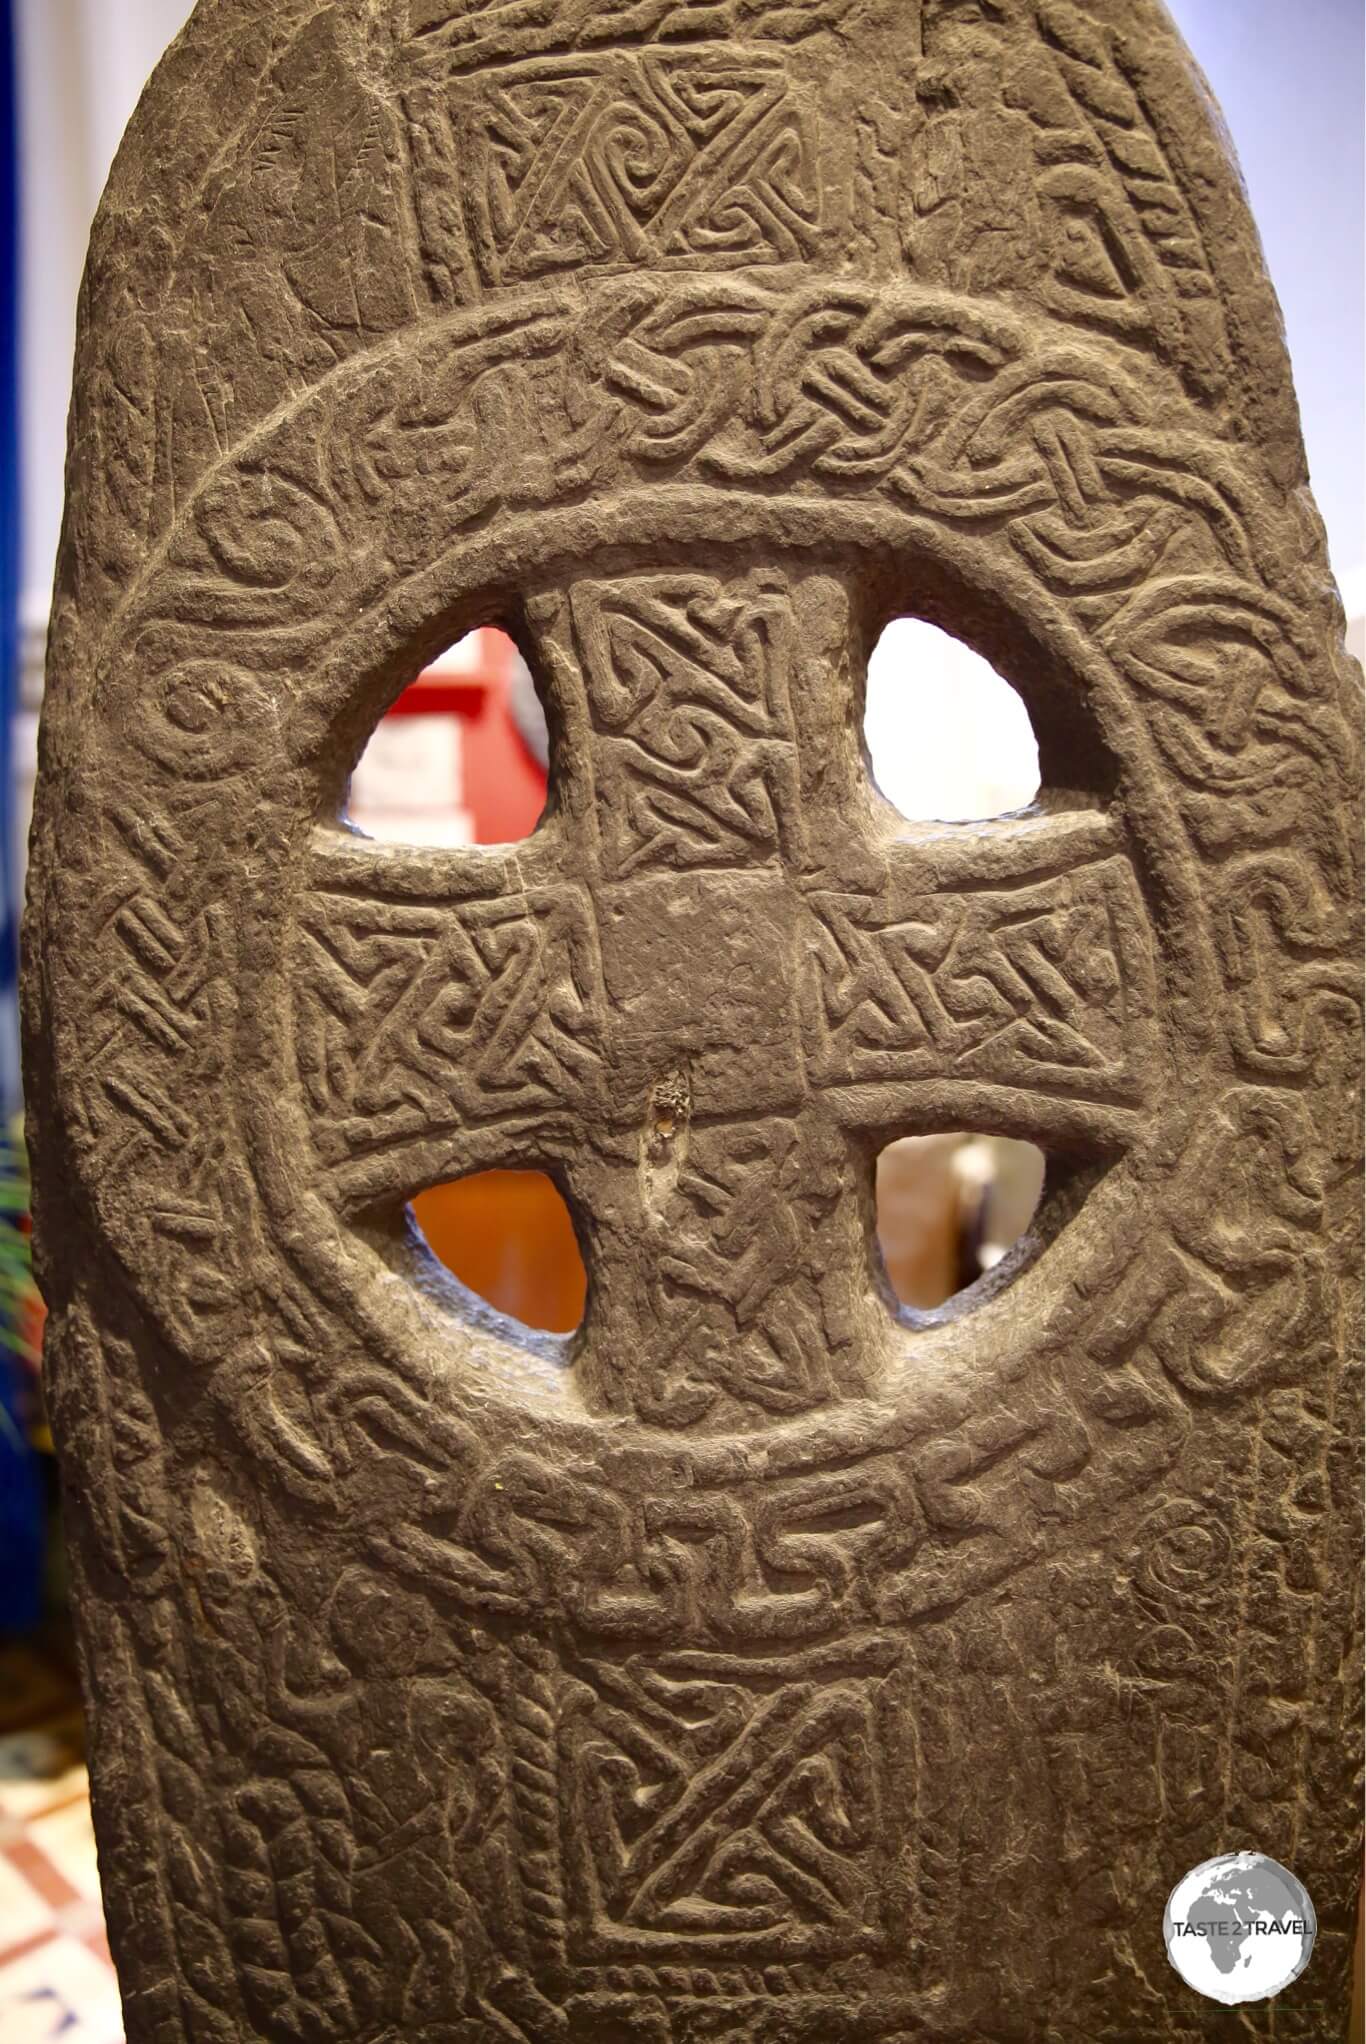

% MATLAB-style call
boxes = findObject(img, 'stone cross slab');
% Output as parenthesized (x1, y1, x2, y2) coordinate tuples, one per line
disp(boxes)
(24, 3, 1361, 2040)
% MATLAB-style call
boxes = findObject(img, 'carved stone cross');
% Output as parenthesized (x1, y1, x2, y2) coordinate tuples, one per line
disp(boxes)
(300, 563, 1152, 1428)
(24, 2, 1361, 2039)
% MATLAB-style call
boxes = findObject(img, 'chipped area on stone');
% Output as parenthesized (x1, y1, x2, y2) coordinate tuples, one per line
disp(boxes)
(21, 2, 1362, 2039)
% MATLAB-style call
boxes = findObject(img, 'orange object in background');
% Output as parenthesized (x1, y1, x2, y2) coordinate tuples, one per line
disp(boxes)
(412, 1171, 587, 1334)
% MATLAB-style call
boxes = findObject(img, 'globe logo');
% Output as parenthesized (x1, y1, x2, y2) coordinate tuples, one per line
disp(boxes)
(1164, 1852, 1316, 2005)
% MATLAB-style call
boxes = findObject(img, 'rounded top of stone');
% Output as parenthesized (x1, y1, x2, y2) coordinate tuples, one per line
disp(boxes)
(80, 0, 1302, 484)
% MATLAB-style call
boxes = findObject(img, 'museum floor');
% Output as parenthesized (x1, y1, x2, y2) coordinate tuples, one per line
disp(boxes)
(0, 1639, 120, 2041)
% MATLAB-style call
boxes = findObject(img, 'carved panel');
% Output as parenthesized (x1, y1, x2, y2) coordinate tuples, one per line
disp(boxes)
(563, 1640, 898, 1966)
(568, 574, 806, 880)
(805, 837, 1156, 1118)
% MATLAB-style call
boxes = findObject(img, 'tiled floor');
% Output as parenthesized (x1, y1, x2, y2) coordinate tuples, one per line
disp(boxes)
(0, 1644, 122, 2043)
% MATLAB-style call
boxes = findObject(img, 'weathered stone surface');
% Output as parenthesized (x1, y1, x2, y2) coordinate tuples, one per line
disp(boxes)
(22, 3, 1362, 2039)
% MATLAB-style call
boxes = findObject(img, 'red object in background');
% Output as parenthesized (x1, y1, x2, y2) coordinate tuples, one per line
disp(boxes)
(388, 628, 547, 844)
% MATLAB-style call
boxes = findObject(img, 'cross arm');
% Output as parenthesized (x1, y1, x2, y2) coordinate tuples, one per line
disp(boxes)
(804, 808, 1160, 1156)
(291, 828, 605, 1214)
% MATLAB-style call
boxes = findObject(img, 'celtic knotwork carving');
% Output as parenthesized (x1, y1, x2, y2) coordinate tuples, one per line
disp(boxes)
(564, 1639, 897, 1963)
(566, 573, 807, 878)
(27, 1, 1360, 2038)
(294, 841, 605, 1205)
(804, 828, 1156, 1128)
(459, 47, 822, 284)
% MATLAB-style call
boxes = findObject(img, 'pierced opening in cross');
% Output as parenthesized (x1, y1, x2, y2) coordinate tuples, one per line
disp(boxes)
(346, 626, 549, 847)
(875, 1132, 1046, 1313)
(863, 616, 1041, 823)
(411, 1170, 587, 1335)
